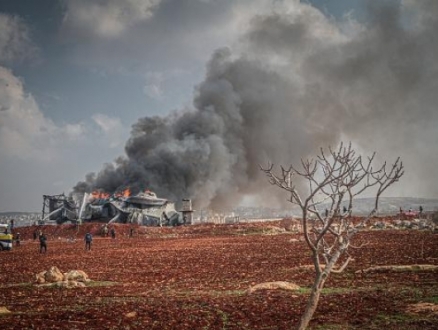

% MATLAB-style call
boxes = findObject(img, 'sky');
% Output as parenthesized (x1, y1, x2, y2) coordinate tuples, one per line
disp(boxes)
(0, 0, 437, 212)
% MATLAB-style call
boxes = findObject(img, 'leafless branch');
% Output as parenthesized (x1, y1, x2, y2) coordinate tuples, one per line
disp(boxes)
(331, 256, 354, 273)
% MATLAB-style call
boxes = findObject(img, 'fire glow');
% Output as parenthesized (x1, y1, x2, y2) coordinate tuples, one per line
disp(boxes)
(89, 188, 130, 201)
(90, 190, 110, 200)
(89, 188, 156, 201)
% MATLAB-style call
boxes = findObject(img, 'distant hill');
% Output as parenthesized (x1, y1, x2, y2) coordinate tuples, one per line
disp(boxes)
(0, 212, 40, 227)
(231, 197, 438, 218)
(1, 197, 438, 221)
(351, 197, 438, 215)
(0, 212, 39, 216)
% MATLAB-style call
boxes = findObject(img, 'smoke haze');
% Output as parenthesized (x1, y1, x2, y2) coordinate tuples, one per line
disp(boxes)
(74, 1, 438, 209)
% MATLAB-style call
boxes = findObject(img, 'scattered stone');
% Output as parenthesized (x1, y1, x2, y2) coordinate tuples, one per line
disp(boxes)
(402, 220, 412, 228)
(373, 222, 386, 229)
(45, 266, 64, 283)
(0, 306, 11, 314)
(63, 270, 90, 282)
(125, 311, 137, 318)
(35, 271, 46, 284)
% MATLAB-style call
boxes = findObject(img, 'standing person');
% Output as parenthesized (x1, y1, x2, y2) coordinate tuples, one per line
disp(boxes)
(15, 232, 21, 246)
(84, 232, 93, 251)
(110, 227, 116, 239)
(102, 224, 109, 237)
(162, 211, 169, 225)
(39, 233, 47, 253)
(129, 227, 134, 238)
(419, 205, 424, 219)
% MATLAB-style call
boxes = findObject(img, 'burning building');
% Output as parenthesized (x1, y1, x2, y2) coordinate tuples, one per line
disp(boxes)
(41, 189, 185, 226)
(78, 189, 182, 226)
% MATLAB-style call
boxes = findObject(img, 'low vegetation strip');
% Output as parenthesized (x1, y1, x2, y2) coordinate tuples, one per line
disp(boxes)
(247, 281, 301, 294)
(356, 264, 438, 273)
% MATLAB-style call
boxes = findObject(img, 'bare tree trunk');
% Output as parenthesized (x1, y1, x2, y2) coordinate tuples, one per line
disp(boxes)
(297, 272, 327, 330)
(261, 143, 404, 330)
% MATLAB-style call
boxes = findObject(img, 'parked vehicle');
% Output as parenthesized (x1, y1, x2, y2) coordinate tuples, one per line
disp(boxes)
(0, 224, 13, 250)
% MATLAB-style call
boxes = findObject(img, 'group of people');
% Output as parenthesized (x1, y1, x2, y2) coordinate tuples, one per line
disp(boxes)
(31, 227, 94, 253)
(399, 205, 424, 217)
(32, 226, 134, 253)
(102, 225, 117, 239)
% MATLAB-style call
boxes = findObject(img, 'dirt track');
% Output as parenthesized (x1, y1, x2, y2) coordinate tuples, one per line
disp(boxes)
(0, 222, 437, 329)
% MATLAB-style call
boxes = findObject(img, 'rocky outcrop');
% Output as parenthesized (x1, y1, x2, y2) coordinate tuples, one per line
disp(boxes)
(35, 266, 64, 284)
(0, 306, 11, 314)
(63, 270, 90, 282)
(35, 266, 90, 288)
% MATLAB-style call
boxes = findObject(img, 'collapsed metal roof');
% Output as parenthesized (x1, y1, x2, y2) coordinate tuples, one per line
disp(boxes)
(42, 190, 190, 226)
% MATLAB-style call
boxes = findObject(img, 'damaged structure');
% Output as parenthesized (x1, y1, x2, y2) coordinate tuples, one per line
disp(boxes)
(42, 190, 189, 226)
(42, 194, 78, 224)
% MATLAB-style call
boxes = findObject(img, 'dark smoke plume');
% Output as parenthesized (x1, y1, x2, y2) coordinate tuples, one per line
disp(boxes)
(74, 1, 438, 208)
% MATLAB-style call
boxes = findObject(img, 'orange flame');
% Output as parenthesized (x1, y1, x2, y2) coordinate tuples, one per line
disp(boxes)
(115, 188, 131, 198)
(90, 190, 110, 200)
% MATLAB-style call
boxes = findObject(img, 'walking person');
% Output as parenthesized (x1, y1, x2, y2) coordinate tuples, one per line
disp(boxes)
(84, 232, 93, 251)
(39, 233, 47, 253)
(110, 227, 116, 239)
(15, 232, 21, 246)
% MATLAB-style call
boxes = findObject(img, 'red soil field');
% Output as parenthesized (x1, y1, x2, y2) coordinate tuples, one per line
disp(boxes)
(0, 221, 437, 329)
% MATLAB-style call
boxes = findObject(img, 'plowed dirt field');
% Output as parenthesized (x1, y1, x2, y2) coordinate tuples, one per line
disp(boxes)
(0, 221, 437, 329)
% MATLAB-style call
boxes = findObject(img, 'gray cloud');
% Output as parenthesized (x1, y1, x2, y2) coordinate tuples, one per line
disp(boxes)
(61, 0, 162, 39)
(74, 1, 438, 208)
(0, 13, 38, 64)
(59, 0, 273, 72)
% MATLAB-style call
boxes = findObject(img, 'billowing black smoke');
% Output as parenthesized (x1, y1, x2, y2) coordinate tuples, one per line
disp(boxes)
(73, 1, 438, 208)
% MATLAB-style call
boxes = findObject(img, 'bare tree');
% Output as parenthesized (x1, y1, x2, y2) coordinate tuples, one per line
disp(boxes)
(260, 142, 404, 330)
